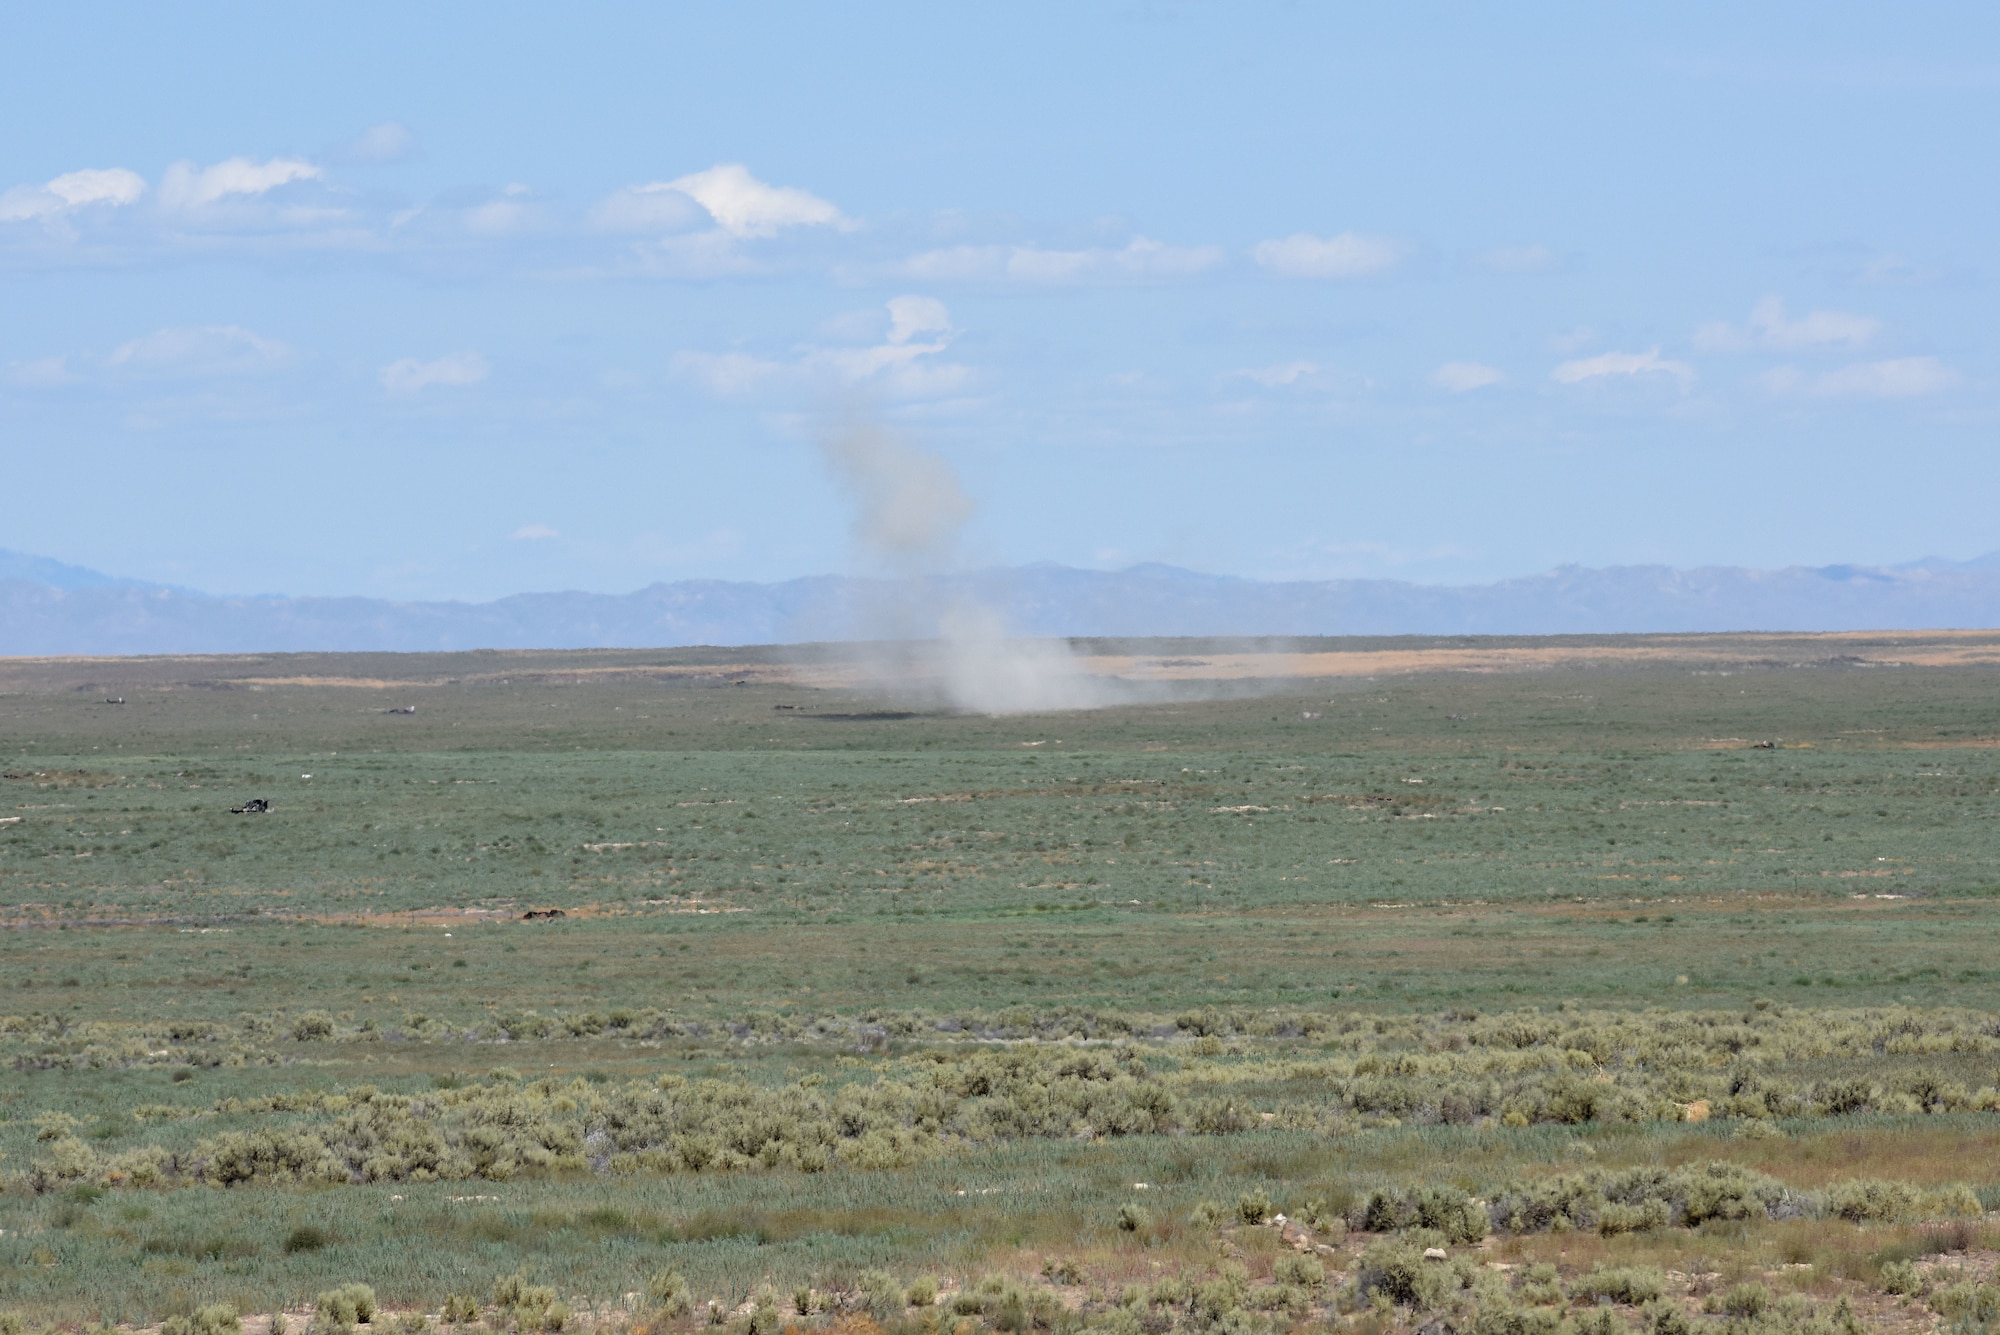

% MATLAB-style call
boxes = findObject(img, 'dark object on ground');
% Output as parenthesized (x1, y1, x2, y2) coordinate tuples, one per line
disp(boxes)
(104, 697, 124, 705)
(230, 798, 271, 814)
(1752, 740, 1777, 749)
(521, 908, 567, 921)
(385, 705, 417, 715)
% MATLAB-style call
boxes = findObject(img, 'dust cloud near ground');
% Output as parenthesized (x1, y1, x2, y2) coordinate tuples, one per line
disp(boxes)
(807, 419, 1143, 714)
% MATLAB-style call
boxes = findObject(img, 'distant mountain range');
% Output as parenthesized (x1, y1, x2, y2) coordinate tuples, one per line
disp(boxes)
(5, 550, 2000, 655)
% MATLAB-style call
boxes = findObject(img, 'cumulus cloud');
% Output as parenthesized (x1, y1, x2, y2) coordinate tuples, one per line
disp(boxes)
(1431, 361, 1505, 392)
(1763, 356, 1959, 398)
(379, 351, 489, 394)
(1694, 295, 1880, 351)
(0, 167, 147, 222)
(1551, 347, 1695, 390)
(509, 523, 560, 541)
(108, 325, 292, 377)
(158, 157, 321, 209)
(658, 163, 847, 238)
(896, 236, 1222, 284)
(1250, 231, 1408, 278)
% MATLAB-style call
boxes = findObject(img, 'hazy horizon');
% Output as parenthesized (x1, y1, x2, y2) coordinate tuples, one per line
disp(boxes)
(4, 4, 1997, 605)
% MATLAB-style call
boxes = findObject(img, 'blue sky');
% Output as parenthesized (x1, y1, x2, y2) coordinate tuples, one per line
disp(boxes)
(2, 3, 1995, 601)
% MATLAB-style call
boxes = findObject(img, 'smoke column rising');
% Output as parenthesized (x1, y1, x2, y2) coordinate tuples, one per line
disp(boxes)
(819, 419, 1122, 714)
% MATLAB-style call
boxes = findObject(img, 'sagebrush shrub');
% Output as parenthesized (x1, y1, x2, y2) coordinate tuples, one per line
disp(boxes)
(645, 1272, 691, 1317)
(1707, 1283, 1769, 1318)
(312, 1285, 377, 1334)
(1272, 1253, 1324, 1290)
(293, 1013, 336, 1042)
(857, 1269, 905, 1318)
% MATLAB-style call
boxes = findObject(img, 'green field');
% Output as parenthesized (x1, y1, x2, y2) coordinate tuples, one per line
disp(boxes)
(5, 635, 2000, 1335)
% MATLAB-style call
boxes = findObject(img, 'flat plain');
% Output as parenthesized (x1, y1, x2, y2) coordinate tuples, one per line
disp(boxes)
(5, 632, 2000, 1335)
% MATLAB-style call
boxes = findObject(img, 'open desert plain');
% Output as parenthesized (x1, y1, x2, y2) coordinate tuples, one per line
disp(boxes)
(4, 635, 2000, 1335)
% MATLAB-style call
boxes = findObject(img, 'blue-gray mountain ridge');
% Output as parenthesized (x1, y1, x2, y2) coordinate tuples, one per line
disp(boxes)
(3, 550, 2000, 655)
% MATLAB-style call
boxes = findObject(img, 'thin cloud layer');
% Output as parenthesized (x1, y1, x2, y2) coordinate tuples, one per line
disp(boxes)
(380, 352, 489, 394)
(1695, 296, 1880, 352)
(158, 157, 321, 210)
(895, 236, 1222, 285)
(0, 168, 147, 222)
(1552, 348, 1695, 390)
(674, 296, 971, 400)
(1763, 357, 1958, 398)
(337, 122, 420, 165)
(1251, 231, 1408, 278)
(1431, 361, 1505, 392)
(1471, 244, 1556, 274)
(108, 325, 292, 378)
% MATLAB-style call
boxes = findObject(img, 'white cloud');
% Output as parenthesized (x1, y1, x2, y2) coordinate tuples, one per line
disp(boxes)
(589, 183, 707, 233)
(108, 325, 292, 377)
(628, 228, 762, 278)
(1694, 296, 1879, 352)
(459, 185, 550, 237)
(675, 297, 970, 400)
(509, 523, 560, 541)
(896, 236, 1223, 284)
(0, 167, 147, 221)
(7, 356, 78, 387)
(158, 157, 321, 209)
(659, 163, 847, 238)
(807, 296, 967, 396)
(1431, 361, 1505, 393)
(806, 342, 970, 397)
(339, 122, 419, 164)
(1551, 347, 1695, 390)
(1763, 356, 1959, 398)
(379, 351, 489, 394)
(1250, 231, 1408, 278)
(1471, 244, 1555, 274)
(885, 295, 951, 344)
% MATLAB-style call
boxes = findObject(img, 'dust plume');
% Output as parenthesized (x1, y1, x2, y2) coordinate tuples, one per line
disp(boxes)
(816, 419, 1124, 714)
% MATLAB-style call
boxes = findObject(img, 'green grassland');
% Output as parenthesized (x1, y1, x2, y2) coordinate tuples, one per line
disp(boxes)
(4, 634, 2000, 1334)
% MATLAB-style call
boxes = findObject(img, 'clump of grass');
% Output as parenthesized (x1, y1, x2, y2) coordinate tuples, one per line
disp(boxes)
(1573, 1266, 1666, 1305)
(284, 1224, 332, 1254)
(162, 1306, 241, 1335)
(1705, 1283, 1770, 1318)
